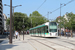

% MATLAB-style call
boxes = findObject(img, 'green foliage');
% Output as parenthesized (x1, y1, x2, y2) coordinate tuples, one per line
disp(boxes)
(14, 12, 31, 31)
(6, 12, 31, 31)
(6, 11, 49, 31)
(6, 17, 10, 24)
(29, 11, 49, 27)
(56, 12, 75, 30)
(29, 11, 42, 17)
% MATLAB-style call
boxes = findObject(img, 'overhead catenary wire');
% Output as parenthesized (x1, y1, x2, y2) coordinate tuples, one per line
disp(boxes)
(51, 0, 74, 13)
(36, 0, 46, 10)
(43, 0, 75, 16)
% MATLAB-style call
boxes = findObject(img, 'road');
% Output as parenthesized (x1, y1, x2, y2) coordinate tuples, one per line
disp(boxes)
(20, 35, 75, 50)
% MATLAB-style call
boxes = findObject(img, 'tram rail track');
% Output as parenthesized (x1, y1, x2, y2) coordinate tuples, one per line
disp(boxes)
(45, 37, 75, 46)
(28, 41, 37, 50)
(45, 39, 75, 50)
(56, 39, 75, 46)
(28, 36, 75, 50)
(28, 37, 56, 50)
(23, 35, 75, 50)
(41, 37, 75, 50)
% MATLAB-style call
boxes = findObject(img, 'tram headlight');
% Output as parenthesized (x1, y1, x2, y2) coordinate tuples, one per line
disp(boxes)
(55, 33, 57, 35)
(50, 33, 51, 35)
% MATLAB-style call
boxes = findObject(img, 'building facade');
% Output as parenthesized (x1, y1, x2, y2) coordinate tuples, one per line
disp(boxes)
(57, 14, 69, 31)
(63, 14, 69, 22)
(3, 14, 7, 31)
(0, 0, 3, 34)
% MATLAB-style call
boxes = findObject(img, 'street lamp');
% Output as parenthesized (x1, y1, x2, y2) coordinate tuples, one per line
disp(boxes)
(4, 4, 22, 34)
(29, 18, 32, 28)
(60, 3, 66, 17)
(22, 18, 25, 40)
(9, 0, 12, 44)
(49, 12, 52, 22)
(47, 12, 49, 20)
(60, 3, 66, 36)
(30, 14, 32, 28)
(4, 3, 22, 44)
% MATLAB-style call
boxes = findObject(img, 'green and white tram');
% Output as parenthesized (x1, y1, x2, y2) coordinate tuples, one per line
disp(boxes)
(29, 22, 58, 37)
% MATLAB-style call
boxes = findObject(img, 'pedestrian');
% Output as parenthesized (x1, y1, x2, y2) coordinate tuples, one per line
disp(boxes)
(15, 31, 20, 39)
(65, 29, 68, 36)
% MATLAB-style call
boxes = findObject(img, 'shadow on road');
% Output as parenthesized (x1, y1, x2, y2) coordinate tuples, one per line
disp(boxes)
(43, 37, 60, 39)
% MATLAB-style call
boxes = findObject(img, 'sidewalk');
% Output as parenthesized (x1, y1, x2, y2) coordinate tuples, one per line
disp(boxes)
(58, 36, 75, 41)
(0, 35, 75, 50)
(0, 38, 35, 50)
(0, 35, 7, 38)
(0, 35, 7, 43)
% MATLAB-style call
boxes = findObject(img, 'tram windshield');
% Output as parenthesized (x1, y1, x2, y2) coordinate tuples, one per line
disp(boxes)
(49, 22, 57, 32)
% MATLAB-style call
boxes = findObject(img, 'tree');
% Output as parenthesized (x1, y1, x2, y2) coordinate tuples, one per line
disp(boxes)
(7, 11, 49, 31)
(6, 17, 10, 25)
(56, 12, 75, 37)
(29, 11, 49, 27)
(56, 12, 75, 29)
(7, 12, 31, 31)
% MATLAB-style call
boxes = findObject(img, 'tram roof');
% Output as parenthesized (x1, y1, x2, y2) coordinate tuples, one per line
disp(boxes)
(29, 24, 46, 30)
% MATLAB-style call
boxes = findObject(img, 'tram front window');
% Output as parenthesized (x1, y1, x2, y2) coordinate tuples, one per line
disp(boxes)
(49, 22, 57, 32)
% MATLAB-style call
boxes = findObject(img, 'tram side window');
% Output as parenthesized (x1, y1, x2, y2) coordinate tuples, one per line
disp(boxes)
(36, 29, 37, 33)
(34, 30, 35, 34)
(30, 30, 31, 34)
(34, 29, 35, 34)
(30, 30, 32, 34)
(31, 30, 33, 33)
(32, 30, 33, 33)
(47, 27, 48, 33)
(38, 28, 39, 33)
(42, 27, 45, 33)
(32, 30, 34, 34)
(34, 29, 35, 33)
(34, 29, 36, 33)
(45, 26, 48, 33)
(37, 28, 39, 33)
(35, 29, 36, 33)
(38, 28, 40, 33)
(31, 30, 32, 33)
(41, 27, 43, 33)
(39, 28, 41, 33)
(40, 27, 42, 33)
(33, 30, 34, 34)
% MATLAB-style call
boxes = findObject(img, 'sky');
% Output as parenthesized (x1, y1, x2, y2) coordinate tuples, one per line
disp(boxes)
(2, 0, 75, 20)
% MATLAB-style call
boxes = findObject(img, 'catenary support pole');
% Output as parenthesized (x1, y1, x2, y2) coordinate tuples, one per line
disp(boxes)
(9, 0, 12, 44)
(23, 18, 24, 40)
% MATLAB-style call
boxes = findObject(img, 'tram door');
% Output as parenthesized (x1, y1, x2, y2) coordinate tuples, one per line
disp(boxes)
(39, 28, 41, 36)
(37, 28, 39, 36)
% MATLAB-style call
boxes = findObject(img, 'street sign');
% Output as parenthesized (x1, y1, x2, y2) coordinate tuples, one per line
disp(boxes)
(22, 25, 25, 28)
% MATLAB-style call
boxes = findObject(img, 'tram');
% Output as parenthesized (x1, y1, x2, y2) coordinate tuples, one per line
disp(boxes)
(29, 22, 58, 37)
